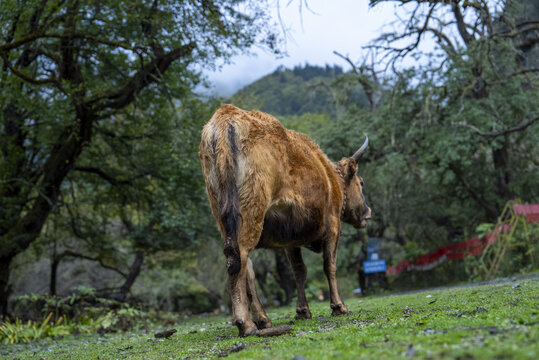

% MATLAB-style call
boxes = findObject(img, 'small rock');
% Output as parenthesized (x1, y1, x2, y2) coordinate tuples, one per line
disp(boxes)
(426, 295, 432, 298)
(512, 283, 520, 290)
(154, 329, 177, 339)
(405, 344, 415, 357)
(489, 327, 501, 335)
(318, 325, 336, 331)
(293, 356, 307, 360)
(403, 306, 412, 317)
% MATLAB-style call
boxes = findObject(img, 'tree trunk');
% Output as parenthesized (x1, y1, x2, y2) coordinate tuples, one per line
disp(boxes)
(116, 251, 144, 302)
(254, 258, 271, 303)
(448, 163, 499, 219)
(492, 137, 514, 201)
(273, 249, 295, 305)
(50, 257, 59, 296)
(0, 257, 12, 318)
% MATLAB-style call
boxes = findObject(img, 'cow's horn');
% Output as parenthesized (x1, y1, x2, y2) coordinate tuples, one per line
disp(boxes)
(352, 136, 368, 162)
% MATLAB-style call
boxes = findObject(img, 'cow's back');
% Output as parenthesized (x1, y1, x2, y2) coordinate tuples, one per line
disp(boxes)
(201, 104, 341, 250)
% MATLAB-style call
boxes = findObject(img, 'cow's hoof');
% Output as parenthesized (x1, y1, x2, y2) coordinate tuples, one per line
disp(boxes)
(240, 325, 259, 337)
(331, 303, 349, 316)
(234, 319, 259, 337)
(295, 307, 312, 320)
(253, 316, 272, 330)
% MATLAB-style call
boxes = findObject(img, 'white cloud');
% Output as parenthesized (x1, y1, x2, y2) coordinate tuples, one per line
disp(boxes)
(201, 0, 426, 97)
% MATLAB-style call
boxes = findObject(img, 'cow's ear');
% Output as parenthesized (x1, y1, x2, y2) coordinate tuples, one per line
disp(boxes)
(345, 158, 358, 181)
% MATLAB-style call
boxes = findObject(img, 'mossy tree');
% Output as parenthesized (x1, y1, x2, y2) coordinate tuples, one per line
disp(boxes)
(0, 0, 280, 316)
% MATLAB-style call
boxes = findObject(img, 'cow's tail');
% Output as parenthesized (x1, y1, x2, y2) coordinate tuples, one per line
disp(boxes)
(212, 123, 242, 276)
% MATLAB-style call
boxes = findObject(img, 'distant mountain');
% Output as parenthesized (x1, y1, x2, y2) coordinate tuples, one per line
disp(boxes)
(229, 64, 366, 117)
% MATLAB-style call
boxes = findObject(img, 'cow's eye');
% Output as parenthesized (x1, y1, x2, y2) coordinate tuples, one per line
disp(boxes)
(360, 180, 364, 187)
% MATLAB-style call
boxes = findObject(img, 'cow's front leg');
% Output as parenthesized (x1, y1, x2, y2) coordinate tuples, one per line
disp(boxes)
(323, 233, 349, 316)
(228, 251, 258, 336)
(285, 247, 312, 319)
(245, 258, 272, 329)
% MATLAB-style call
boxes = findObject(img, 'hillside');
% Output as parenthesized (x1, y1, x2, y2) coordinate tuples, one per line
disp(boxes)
(229, 64, 368, 117)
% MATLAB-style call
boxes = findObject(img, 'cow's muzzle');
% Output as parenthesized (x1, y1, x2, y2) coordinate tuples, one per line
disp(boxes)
(360, 207, 372, 228)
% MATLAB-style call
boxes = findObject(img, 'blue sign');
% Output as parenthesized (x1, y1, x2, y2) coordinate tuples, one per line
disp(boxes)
(363, 260, 387, 274)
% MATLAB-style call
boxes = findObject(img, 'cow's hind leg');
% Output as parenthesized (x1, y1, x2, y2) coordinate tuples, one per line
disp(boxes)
(285, 247, 312, 319)
(245, 258, 272, 329)
(227, 250, 259, 336)
(227, 209, 269, 337)
(323, 231, 349, 316)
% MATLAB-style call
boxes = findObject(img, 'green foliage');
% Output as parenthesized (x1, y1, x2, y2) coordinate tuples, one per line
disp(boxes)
(465, 221, 539, 282)
(0, 306, 150, 344)
(12, 286, 127, 322)
(0, 0, 281, 312)
(133, 250, 223, 314)
(4, 289, 157, 343)
(0, 312, 71, 344)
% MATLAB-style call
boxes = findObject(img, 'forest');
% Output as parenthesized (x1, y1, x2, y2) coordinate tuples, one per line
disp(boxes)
(0, 0, 537, 349)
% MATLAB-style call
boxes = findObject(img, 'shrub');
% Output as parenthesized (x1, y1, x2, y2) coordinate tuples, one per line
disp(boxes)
(0, 313, 72, 344)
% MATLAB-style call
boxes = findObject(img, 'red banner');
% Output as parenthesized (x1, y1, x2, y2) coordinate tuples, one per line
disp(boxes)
(385, 218, 535, 276)
(513, 203, 539, 223)
(386, 203, 538, 276)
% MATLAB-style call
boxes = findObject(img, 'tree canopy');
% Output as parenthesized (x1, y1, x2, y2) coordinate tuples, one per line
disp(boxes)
(0, 0, 279, 315)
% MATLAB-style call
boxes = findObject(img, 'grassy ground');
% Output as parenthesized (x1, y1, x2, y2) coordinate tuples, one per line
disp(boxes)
(2, 277, 537, 359)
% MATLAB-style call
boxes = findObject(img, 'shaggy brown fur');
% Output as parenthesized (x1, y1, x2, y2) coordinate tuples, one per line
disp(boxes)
(199, 104, 371, 336)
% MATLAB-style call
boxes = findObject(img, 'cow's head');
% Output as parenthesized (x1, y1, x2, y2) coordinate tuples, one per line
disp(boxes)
(336, 137, 371, 228)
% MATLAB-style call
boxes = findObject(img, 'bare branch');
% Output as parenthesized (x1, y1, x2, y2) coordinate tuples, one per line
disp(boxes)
(73, 166, 151, 185)
(452, 1, 474, 45)
(0, 52, 65, 92)
(448, 163, 498, 218)
(57, 250, 127, 278)
(456, 116, 538, 137)
(87, 43, 195, 111)
(333, 51, 381, 114)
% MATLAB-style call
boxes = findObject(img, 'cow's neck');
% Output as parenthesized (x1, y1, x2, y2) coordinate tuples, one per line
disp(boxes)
(335, 168, 346, 220)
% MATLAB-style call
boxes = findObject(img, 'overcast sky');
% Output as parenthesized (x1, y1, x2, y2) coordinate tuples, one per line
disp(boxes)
(202, 0, 404, 97)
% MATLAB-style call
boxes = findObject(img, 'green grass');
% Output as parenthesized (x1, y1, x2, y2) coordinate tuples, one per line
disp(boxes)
(2, 278, 537, 359)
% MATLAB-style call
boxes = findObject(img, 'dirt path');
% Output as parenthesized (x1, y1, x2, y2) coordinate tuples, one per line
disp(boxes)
(384, 272, 539, 298)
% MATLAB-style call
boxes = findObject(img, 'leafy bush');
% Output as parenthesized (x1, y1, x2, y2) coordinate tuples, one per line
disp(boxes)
(0, 313, 72, 344)
(465, 221, 539, 281)
(11, 286, 119, 322)
(4, 287, 156, 343)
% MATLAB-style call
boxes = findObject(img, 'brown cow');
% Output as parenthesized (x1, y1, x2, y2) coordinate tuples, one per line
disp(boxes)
(199, 104, 371, 336)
